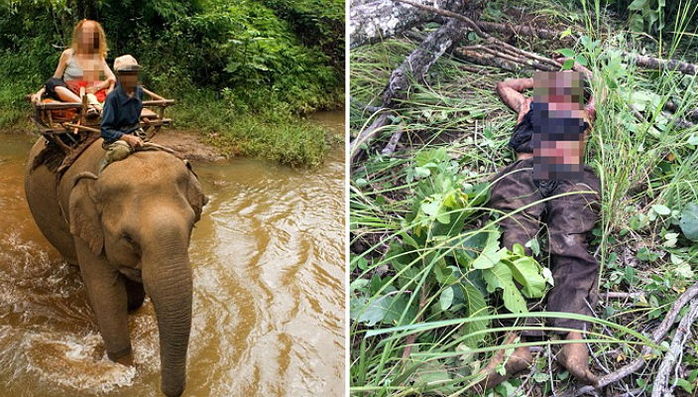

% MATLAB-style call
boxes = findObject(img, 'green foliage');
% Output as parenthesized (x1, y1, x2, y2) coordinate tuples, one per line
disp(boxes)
(350, 0, 698, 392)
(350, 149, 554, 353)
(577, 0, 698, 38)
(0, 0, 343, 165)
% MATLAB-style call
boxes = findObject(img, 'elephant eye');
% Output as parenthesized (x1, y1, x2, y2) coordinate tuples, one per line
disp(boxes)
(123, 233, 137, 246)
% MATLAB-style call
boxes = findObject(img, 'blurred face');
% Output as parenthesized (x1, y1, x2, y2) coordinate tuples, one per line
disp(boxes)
(119, 72, 139, 91)
(78, 21, 100, 53)
(533, 71, 585, 116)
(531, 71, 587, 180)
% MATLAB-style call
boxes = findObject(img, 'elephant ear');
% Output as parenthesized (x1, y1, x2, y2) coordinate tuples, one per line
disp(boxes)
(69, 177, 104, 256)
(185, 162, 208, 222)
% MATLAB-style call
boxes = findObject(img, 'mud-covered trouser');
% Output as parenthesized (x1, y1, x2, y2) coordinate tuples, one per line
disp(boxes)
(488, 158, 601, 335)
(101, 128, 147, 166)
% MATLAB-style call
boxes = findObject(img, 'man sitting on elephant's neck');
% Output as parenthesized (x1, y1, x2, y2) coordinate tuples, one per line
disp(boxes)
(100, 54, 146, 164)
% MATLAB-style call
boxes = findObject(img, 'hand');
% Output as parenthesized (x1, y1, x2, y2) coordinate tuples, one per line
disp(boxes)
(30, 94, 39, 104)
(85, 85, 98, 94)
(120, 134, 143, 148)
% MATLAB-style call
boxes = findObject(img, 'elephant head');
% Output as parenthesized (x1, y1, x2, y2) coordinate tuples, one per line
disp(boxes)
(67, 152, 207, 397)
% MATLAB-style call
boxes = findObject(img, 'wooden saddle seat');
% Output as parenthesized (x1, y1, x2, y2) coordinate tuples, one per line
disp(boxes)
(28, 87, 176, 154)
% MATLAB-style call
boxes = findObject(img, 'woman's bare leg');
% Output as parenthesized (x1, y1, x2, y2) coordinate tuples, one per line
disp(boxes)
(54, 86, 81, 102)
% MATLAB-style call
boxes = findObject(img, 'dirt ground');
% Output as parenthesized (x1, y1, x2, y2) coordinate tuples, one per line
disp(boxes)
(149, 130, 225, 162)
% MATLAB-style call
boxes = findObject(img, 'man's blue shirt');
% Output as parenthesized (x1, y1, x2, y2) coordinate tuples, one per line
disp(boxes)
(100, 83, 143, 143)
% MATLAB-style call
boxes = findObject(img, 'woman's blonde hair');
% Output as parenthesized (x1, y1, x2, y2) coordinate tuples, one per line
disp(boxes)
(70, 19, 108, 58)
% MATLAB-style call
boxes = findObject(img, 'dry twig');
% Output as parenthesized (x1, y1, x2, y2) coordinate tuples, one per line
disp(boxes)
(569, 281, 698, 396)
(651, 298, 698, 397)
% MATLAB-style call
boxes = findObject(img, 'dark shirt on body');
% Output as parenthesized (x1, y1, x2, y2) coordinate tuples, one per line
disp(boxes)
(100, 83, 143, 144)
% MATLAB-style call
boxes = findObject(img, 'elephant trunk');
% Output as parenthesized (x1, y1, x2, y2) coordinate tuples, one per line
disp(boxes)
(141, 218, 193, 397)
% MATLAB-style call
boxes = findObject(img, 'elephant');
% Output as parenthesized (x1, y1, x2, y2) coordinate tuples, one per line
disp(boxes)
(24, 136, 207, 397)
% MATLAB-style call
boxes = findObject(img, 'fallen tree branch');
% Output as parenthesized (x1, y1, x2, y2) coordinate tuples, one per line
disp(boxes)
(651, 297, 698, 397)
(469, 16, 698, 78)
(349, 0, 461, 48)
(350, 14, 467, 163)
(381, 127, 404, 155)
(392, 0, 562, 70)
(475, 20, 575, 41)
(453, 47, 523, 72)
(631, 54, 698, 75)
(601, 292, 646, 300)
(456, 44, 559, 72)
(569, 281, 698, 396)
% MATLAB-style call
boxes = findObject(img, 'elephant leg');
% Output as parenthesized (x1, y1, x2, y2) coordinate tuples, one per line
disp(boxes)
(75, 244, 132, 364)
(124, 277, 146, 312)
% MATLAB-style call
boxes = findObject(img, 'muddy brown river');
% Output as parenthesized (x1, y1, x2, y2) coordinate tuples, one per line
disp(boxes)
(0, 111, 345, 396)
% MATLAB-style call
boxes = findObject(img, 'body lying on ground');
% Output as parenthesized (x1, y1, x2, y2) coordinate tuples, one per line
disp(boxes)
(476, 59, 601, 389)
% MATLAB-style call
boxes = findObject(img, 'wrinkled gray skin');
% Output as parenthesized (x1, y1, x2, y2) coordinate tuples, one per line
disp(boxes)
(25, 138, 207, 397)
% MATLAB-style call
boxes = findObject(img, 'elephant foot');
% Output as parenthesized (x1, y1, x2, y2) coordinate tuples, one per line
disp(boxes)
(107, 346, 134, 366)
(115, 353, 134, 367)
(557, 332, 598, 386)
(472, 332, 533, 391)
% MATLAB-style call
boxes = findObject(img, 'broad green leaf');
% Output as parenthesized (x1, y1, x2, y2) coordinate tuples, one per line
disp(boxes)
(483, 263, 528, 313)
(440, 287, 455, 311)
(411, 359, 452, 387)
(688, 134, 698, 146)
(651, 204, 671, 216)
(562, 59, 575, 70)
(471, 230, 505, 269)
(462, 280, 489, 346)
(414, 166, 431, 179)
(506, 256, 547, 298)
(674, 377, 694, 393)
(434, 261, 459, 285)
(383, 293, 417, 325)
(674, 262, 695, 279)
(350, 295, 390, 326)
(350, 278, 369, 292)
(525, 238, 540, 256)
(558, 48, 575, 58)
(680, 202, 698, 241)
(628, 0, 649, 10)
(575, 54, 588, 66)
(415, 148, 449, 167)
(455, 232, 488, 265)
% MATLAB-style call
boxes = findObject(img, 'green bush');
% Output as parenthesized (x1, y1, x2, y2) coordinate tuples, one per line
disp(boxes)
(0, 0, 343, 165)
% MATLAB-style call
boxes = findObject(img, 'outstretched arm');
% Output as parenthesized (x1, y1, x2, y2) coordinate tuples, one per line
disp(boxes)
(496, 77, 534, 121)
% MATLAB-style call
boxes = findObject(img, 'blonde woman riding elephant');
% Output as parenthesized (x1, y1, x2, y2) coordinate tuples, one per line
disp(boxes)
(25, 137, 207, 397)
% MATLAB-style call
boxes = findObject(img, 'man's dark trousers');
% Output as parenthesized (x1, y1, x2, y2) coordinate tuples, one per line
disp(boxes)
(488, 158, 601, 333)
